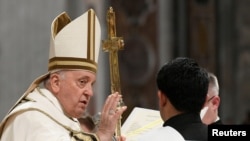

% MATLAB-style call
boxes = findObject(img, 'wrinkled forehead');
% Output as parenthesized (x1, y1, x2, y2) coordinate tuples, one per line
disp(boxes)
(51, 69, 94, 73)
(51, 69, 96, 80)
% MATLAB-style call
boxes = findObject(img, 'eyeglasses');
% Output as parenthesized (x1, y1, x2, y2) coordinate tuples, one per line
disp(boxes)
(207, 96, 215, 102)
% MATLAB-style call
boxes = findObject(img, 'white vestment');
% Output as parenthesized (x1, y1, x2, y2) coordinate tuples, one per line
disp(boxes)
(0, 88, 98, 141)
(137, 126, 185, 141)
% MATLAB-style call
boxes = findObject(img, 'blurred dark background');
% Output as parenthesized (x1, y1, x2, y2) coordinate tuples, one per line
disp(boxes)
(0, 0, 249, 125)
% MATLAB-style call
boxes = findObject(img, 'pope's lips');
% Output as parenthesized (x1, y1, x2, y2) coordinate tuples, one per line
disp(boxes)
(80, 100, 87, 105)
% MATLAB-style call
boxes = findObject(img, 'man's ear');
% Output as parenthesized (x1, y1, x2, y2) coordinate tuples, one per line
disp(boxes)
(158, 90, 167, 107)
(212, 96, 220, 109)
(49, 73, 60, 93)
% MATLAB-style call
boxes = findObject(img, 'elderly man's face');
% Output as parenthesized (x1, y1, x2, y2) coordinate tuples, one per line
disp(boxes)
(53, 70, 96, 118)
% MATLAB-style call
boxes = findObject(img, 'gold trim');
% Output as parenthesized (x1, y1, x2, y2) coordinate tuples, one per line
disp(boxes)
(48, 57, 97, 73)
(88, 9, 96, 62)
(49, 60, 96, 69)
(52, 12, 71, 38)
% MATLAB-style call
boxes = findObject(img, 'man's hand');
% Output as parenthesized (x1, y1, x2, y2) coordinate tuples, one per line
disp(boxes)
(96, 92, 127, 141)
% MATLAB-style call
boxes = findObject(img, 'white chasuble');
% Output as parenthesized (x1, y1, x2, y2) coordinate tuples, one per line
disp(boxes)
(0, 88, 98, 141)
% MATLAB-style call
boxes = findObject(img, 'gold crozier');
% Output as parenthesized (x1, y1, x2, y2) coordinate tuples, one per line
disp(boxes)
(102, 6, 125, 138)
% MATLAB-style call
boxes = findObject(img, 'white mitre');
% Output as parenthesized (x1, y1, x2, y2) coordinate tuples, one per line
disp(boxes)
(10, 9, 101, 112)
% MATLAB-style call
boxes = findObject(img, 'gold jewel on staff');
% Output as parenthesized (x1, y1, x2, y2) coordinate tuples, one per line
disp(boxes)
(102, 6, 125, 138)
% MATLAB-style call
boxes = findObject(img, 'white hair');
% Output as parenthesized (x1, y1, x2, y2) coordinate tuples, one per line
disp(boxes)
(208, 72, 219, 96)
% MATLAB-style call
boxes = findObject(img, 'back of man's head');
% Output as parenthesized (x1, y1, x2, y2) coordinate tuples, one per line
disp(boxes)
(156, 57, 209, 113)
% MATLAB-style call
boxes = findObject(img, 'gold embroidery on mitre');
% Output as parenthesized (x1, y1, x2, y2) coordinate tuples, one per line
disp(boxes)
(48, 57, 97, 73)
(52, 12, 71, 38)
(87, 9, 96, 63)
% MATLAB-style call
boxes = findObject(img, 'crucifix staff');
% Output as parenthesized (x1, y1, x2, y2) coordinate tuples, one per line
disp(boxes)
(102, 7, 125, 138)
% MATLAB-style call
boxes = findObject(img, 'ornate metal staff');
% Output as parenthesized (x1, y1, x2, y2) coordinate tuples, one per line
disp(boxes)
(102, 6, 125, 138)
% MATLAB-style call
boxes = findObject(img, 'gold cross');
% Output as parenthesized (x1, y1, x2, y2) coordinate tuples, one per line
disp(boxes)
(102, 6, 125, 137)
